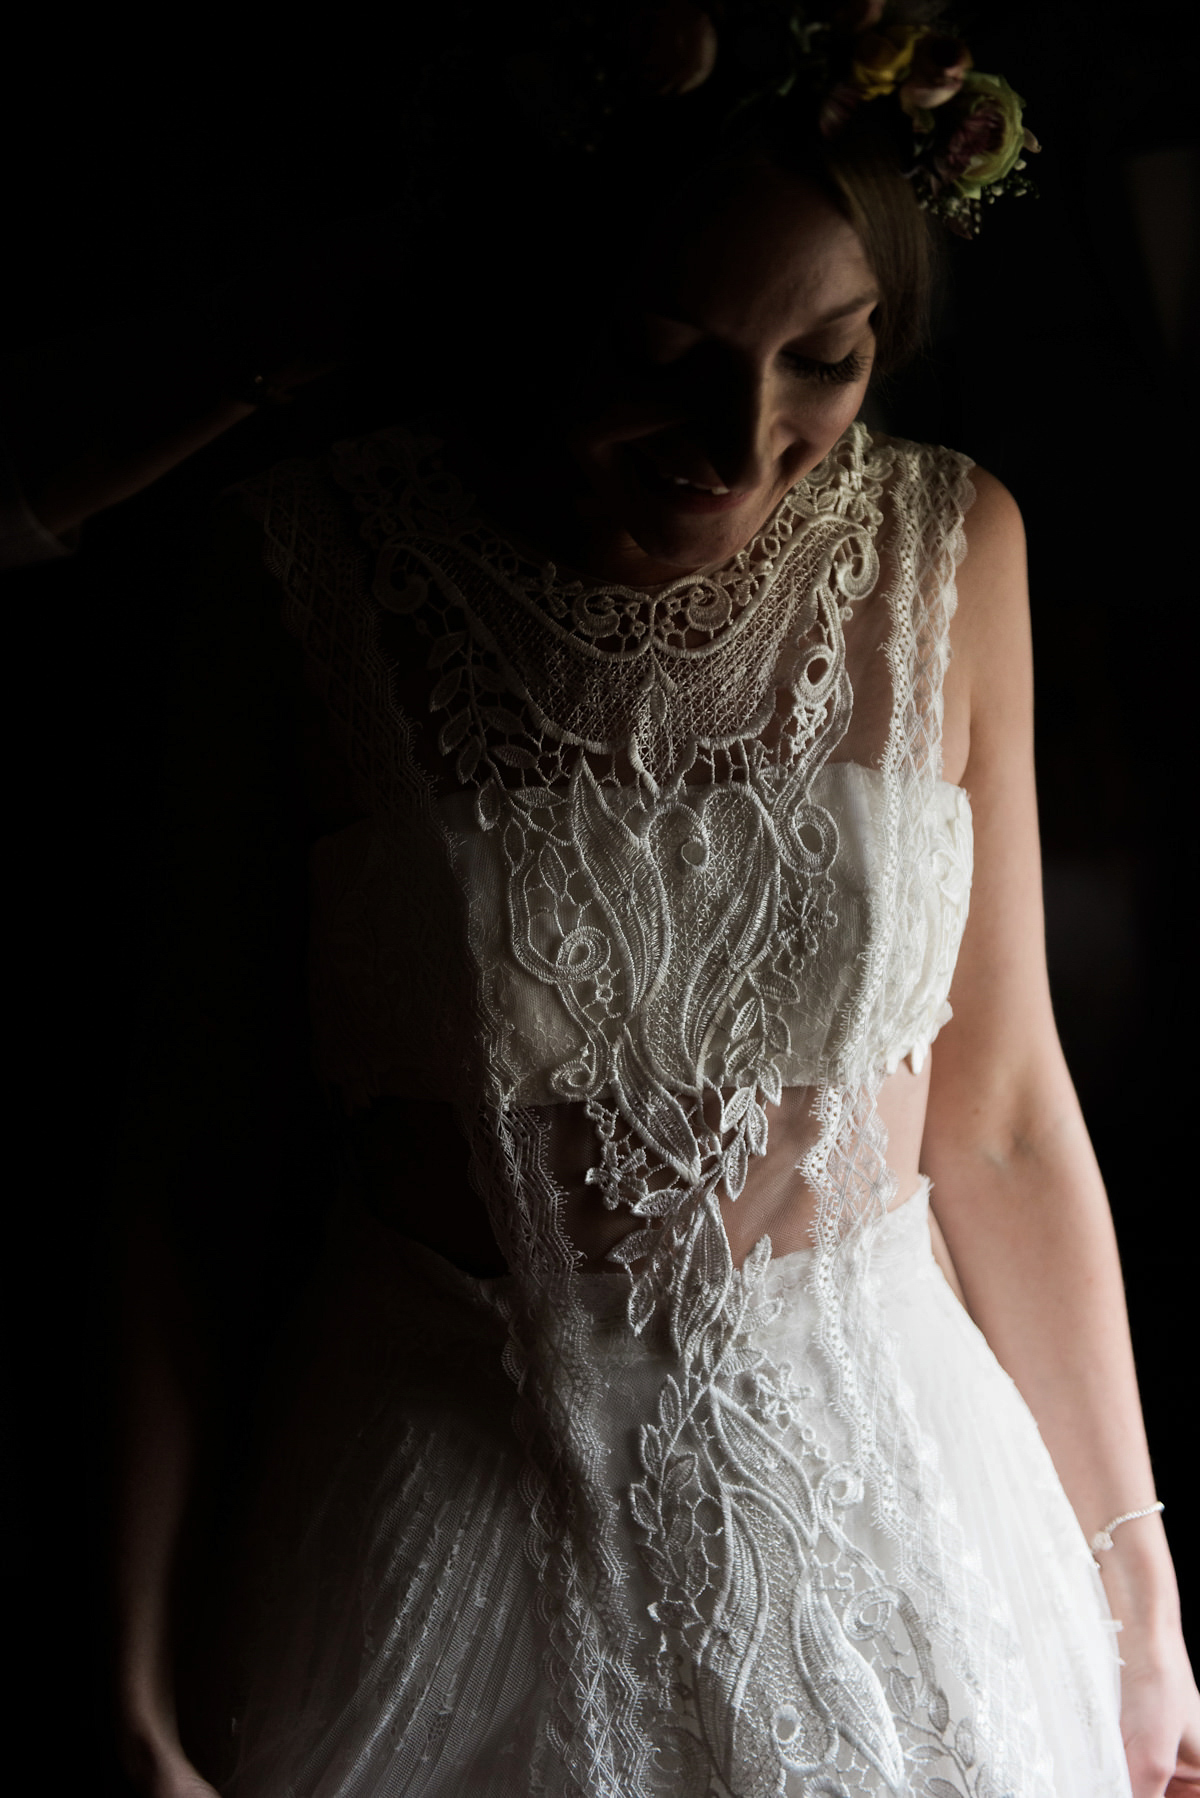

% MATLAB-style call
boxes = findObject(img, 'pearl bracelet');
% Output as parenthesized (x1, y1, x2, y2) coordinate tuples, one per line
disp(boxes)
(1090, 1501, 1164, 1556)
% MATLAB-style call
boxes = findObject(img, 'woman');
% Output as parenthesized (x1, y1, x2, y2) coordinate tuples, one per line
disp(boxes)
(99, 5, 1198, 1796)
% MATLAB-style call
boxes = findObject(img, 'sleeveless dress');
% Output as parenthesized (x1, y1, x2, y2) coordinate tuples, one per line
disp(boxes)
(222, 423, 1132, 1798)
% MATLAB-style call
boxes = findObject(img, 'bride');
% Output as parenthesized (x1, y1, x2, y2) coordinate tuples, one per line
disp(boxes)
(93, 4, 1197, 1795)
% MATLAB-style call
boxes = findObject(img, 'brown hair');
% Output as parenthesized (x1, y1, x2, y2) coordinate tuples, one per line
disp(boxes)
(683, 93, 937, 379)
(575, 82, 939, 380)
(394, 18, 938, 404)
(819, 127, 937, 375)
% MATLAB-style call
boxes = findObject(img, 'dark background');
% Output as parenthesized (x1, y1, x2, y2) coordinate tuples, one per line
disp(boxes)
(2, 2, 1196, 1789)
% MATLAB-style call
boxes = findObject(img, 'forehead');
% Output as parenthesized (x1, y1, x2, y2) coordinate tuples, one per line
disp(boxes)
(635, 165, 875, 331)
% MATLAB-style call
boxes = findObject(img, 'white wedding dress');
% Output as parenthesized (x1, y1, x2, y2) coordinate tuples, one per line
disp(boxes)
(220, 423, 1132, 1797)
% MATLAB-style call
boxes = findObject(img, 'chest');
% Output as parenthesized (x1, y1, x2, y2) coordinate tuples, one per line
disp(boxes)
(261, 421, 974, 1115)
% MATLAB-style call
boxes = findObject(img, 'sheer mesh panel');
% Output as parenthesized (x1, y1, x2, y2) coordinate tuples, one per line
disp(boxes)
(222, 426, 1128, 1798)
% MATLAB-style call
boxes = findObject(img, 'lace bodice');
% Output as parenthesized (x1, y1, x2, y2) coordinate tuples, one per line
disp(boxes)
(308, 761, 971, 1110)
(246, 423, 1063, 1796)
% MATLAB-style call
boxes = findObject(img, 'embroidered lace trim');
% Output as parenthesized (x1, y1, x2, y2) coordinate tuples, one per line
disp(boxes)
(247, 423, 1065, 1795)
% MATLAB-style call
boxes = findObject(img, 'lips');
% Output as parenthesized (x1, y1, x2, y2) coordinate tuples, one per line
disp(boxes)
(623, 445, 749, 516)
(668, 473, 730, 495)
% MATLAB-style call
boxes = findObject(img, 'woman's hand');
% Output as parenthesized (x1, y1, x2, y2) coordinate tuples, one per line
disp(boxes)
(119, 1729, 222, 1798)
(1099, 1520, 1200, 1795)
(1118, 1619, 1200, 1795)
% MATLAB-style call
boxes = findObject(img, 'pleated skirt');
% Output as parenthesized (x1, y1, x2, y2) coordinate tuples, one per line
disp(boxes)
(209, 1186, 1130, 1798)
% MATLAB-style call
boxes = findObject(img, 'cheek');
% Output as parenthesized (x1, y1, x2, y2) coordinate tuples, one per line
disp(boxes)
(773, 383, 870, 473)
(780, 376, 869, 436)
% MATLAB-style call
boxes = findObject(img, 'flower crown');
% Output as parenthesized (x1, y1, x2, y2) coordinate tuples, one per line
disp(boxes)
(506, 1, 1040, 240)
(756, 0, 1040, 237)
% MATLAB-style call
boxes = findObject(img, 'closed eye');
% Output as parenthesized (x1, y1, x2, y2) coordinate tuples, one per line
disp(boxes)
(783, 349, 870, 385)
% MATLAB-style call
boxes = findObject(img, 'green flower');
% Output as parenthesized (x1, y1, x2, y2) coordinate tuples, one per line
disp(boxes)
(934, 71, 1031, 199)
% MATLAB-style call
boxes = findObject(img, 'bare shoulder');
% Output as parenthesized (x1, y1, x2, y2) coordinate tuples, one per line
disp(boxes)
(956, 466, 1027, 634)
(961, 463, 1023, 542)
(942, 465, 1031, 786)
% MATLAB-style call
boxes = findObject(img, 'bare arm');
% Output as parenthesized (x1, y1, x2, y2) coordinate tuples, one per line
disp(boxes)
(0, 217, 399, 545)
(111, 1204, 222, 1797)
(105, 502, 322, 1795)
(0, 310, 270, 546)
(923, 470, 1199, 1797)
(4, 354, 256, 542)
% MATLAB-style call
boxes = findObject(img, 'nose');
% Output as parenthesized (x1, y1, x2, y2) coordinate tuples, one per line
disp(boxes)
(690, 350, 772, 492)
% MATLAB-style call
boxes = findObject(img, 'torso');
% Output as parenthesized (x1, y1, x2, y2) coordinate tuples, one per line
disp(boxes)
(257, 421, 975, 1285)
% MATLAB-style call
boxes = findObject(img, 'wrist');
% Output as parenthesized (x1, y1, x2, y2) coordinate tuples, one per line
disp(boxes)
(118, 1717, 188, 1787)
(1089, 1498, 1164, 1555)
(114, 1661, 181, 1761)
(1094, 1513, 1181, 1629)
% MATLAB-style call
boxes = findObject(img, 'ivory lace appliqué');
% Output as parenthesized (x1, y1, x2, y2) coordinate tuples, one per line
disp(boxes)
(254, 422, 1066, 1796)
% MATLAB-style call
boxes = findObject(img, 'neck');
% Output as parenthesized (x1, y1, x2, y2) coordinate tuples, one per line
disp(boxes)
(433, 406, 718, 589)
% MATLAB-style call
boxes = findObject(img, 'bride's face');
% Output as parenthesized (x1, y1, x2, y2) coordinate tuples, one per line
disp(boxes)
(556, 163, 879, 583)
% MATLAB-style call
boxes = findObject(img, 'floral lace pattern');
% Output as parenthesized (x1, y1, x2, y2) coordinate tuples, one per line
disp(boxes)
(631, 1219, 995, 1796)
(248, 423, 1081, 1795)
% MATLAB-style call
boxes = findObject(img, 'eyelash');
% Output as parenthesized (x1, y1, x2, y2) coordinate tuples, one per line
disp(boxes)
(785, 350, 869, 385)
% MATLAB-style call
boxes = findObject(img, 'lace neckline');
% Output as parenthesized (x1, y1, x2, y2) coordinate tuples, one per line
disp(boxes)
(336, 416, 891, 798)
(406, 421, 876, 666)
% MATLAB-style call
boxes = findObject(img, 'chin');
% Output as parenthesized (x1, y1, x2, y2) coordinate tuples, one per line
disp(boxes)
(591, 440, 811, 580)
(618, 486, 782, 578)
(629, 518, 761, 576)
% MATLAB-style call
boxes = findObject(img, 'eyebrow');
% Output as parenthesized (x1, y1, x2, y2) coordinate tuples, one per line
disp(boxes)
(810, 291, 879, 325)
(643, 289, 879, 334)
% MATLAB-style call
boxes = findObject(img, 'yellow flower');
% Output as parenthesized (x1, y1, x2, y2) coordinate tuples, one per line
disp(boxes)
(849, 23, 924, 101)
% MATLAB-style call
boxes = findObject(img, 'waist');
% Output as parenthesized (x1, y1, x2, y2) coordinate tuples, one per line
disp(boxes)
(338, 1174, 937, 1329)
